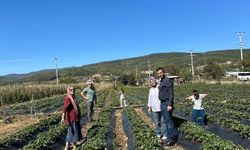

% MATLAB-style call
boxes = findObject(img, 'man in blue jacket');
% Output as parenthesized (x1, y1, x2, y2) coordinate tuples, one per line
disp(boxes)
(156, 67, 178, 146)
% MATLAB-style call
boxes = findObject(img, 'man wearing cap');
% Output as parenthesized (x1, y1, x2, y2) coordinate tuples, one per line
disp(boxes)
(80, 79, 97, 122)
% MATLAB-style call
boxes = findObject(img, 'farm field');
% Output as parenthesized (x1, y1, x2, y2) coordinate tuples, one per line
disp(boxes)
(0, 83, 250, 150)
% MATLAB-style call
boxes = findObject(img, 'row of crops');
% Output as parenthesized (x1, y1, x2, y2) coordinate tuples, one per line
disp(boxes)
(0, 88, 110, 150)
(77, 88, 162, 150)
(1, 83, 249, 150)
(124, 84, 250, 149)
(76, 83, 249, 149)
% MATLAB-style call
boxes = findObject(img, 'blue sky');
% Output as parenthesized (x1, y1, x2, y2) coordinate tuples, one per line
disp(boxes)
(0, 0, 250, 76)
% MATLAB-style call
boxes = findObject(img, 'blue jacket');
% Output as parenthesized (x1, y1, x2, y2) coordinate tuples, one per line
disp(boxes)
(158, 76, 174, 106)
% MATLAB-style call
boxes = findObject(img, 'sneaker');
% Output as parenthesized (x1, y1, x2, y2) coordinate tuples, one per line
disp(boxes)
(164, 140, 175, 146)
(157, 135, 162, 138)
(161, 136, 168, 140)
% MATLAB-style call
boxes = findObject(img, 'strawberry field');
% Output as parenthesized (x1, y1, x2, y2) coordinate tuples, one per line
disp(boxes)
(0, 83, 249, 150)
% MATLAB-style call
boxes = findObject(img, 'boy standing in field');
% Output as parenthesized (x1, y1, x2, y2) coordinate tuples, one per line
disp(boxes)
(186, 90, 208, 127)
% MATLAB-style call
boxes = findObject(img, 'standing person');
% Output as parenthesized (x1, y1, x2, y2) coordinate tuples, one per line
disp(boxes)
(80, 79, 97, 122)
(118, 88, 127, 108)
(61, 86, 82, 150)
(186, 90, 208, 127)
(156, 67, 178, 146)
(147, 77, 165, 140)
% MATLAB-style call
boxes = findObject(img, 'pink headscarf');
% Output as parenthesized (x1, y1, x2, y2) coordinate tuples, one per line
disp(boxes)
(67, 86, 79, 115)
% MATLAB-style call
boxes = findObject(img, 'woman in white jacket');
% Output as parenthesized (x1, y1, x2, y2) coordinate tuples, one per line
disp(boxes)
(147, 77, 165, 139)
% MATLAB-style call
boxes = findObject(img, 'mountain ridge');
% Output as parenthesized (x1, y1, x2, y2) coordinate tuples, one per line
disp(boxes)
(1, 49, 250, 84)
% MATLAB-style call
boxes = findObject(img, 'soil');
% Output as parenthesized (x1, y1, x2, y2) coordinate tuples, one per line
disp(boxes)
(122, 110, 135, 150)
(0, 115, 40, 140)
(134, 107, 185, 150)
(49, 108, 102, 150)
(81, 108, 101, 138)
(115, 109, 128, 150)
(175, 109, 250, 149)
(206, 123, 250, 149)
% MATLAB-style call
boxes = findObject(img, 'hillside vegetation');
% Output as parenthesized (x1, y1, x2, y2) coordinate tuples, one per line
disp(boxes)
(1, 49, 250, 85)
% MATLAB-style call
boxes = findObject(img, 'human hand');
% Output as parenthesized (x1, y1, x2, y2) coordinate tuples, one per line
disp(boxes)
(61, 118, 65, 124)
(148, 108, 152, 114)
(167, 106, 172, 111)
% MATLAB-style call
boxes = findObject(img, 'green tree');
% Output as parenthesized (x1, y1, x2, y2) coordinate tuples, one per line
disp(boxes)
(118, 74, 136, 86)
(180, 68, 192, 82)
(243, 53, 250, 71)
(204, 62, 223, 81)
(164, 64, 181, 75)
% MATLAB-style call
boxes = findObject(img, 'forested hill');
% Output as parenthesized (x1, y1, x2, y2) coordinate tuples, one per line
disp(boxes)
(1, 49, 250, 84)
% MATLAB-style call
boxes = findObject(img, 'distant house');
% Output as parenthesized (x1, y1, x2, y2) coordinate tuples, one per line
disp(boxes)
(103, 75, 111, 82)
(225, 61, 232, 65)
(196, 65, 206, 71)
(92, 74, 102, 83)
(167, 75, 179, 79)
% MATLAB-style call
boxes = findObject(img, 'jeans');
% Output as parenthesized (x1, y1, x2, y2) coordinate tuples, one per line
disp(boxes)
(87, 102, 94, 121)
(152, 111, 164, 137)
(192, 109, 205, 125)
(161, 101, 179, 142)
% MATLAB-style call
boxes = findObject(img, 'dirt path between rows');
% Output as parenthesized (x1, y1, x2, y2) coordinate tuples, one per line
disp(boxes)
(0, 116, 40, 140)
(81, 108, 102, 140)
(134, 107, 184, 150)
(115, 109, 128, 150)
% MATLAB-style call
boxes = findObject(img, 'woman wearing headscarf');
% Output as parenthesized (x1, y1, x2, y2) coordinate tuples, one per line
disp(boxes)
(147, 77, 165, 139)
(61, 86, 81, 150)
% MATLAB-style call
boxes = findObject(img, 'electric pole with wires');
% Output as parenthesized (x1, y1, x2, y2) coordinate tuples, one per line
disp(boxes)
(190, 50, 195, 81)
(236, 32, 245, 70)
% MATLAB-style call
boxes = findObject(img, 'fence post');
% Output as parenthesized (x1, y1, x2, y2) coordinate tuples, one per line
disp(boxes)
(30, 94, 33, 117)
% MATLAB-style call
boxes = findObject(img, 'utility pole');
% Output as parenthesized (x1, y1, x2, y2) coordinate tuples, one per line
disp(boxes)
(135, 66, 139, 86)
(190, 50, 195, 81)
(148, 61, 152, 82)
(236, 32, 245, 70)
(54, 57, 59, 85)
(30, 94, 33, 117)
(135, 66, 138, 80)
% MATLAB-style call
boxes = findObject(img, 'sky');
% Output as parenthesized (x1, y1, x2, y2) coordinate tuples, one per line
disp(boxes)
(0, 0, 250, 76)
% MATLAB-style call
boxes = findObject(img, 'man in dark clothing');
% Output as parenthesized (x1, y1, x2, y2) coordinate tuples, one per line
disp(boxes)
(156, 67, 178, 146)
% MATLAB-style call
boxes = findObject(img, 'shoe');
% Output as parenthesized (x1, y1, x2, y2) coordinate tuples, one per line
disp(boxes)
(203, 125, 208, 129)
(161, 136, 169, 143)
(157, 135, 162, 138)
(164, 140, 175, 146)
